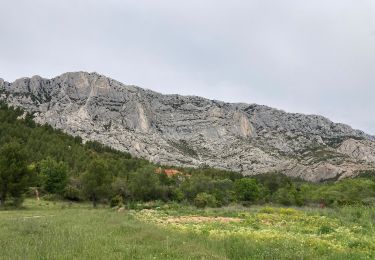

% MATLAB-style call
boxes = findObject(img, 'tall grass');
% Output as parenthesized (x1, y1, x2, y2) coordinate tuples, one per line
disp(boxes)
(1, 200, 374, 259)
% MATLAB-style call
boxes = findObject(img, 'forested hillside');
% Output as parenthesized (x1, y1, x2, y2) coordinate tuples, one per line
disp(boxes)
(1, 103, 375, 208)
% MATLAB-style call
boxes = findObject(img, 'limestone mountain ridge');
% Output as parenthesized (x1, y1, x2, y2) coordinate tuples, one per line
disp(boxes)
(1, 71, 374, 181)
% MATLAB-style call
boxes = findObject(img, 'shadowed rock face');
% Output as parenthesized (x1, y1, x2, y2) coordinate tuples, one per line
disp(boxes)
(1, 71, 374, 181)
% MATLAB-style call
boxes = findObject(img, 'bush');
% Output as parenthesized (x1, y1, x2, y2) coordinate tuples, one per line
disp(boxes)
(272, 185, 300, 206)
(63, 185, 82, 201)
(10, 196, 25, 207)
(43, 193, 61, 201)
(279, 208, 300, 215)
(128, 167, 164, 201)
(171, 189, 185, 202)
(361, 197, 375, 206)
(259, 207, 276, 214)
(194, 193, 217, 208)
(317, 225, 335, 235)
(234, 178, 260, 203)
(110, 195, 124, 208)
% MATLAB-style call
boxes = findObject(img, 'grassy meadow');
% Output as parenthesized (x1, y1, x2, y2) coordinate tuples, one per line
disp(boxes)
(1, 200, 375, 259)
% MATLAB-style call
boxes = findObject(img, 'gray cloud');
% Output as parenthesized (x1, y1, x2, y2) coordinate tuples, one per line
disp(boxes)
(1, 0, 375, 133)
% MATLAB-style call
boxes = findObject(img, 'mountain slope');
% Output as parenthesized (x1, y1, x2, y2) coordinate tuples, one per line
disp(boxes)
(1, 72, 374, 181)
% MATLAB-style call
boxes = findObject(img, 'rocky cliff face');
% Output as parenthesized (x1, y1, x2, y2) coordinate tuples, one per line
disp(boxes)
(1, 72, 374, 181)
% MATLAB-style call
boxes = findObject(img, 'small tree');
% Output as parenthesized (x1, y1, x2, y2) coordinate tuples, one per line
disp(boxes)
(234, 178, 260, 203)
(273, 186, 297, 206)
(128, 167, 162, 201)
(0, 142, 32, 207)
(81, 159, 112, 207)
(63, 177, 82, 201)
(111, 177, 129, 202)
(210, 179, 234, 206)
(194, 192, 217, 208)
(39, 157, 68, 195)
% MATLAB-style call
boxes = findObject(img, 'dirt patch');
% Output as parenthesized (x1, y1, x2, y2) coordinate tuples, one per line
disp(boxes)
(165, 216, 242, 224)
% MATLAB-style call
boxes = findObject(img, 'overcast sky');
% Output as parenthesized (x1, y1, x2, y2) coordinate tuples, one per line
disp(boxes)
(1, 0, 375, 134)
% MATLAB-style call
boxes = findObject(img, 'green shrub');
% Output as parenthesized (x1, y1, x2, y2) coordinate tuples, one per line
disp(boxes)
(317, 225, 335, 235)
(43, 194, 61, 201)
(63, 185, 82, 201)
(259, 207, 276, 214)
(194, 193, 217, 208)
(110, 195, 123, 208)
(234, 178, 260, 203)
(361, 197, 375, 206)
(272, 186, 297, 206)
(279, 208, 300, 215)
(171, 189, 185, 202)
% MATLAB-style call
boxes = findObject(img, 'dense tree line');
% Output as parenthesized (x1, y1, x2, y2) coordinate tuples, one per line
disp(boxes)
(0, 103, 375, 208)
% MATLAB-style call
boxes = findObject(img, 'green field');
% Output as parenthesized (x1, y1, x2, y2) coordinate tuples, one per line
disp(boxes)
(1, 200, 375, 259)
